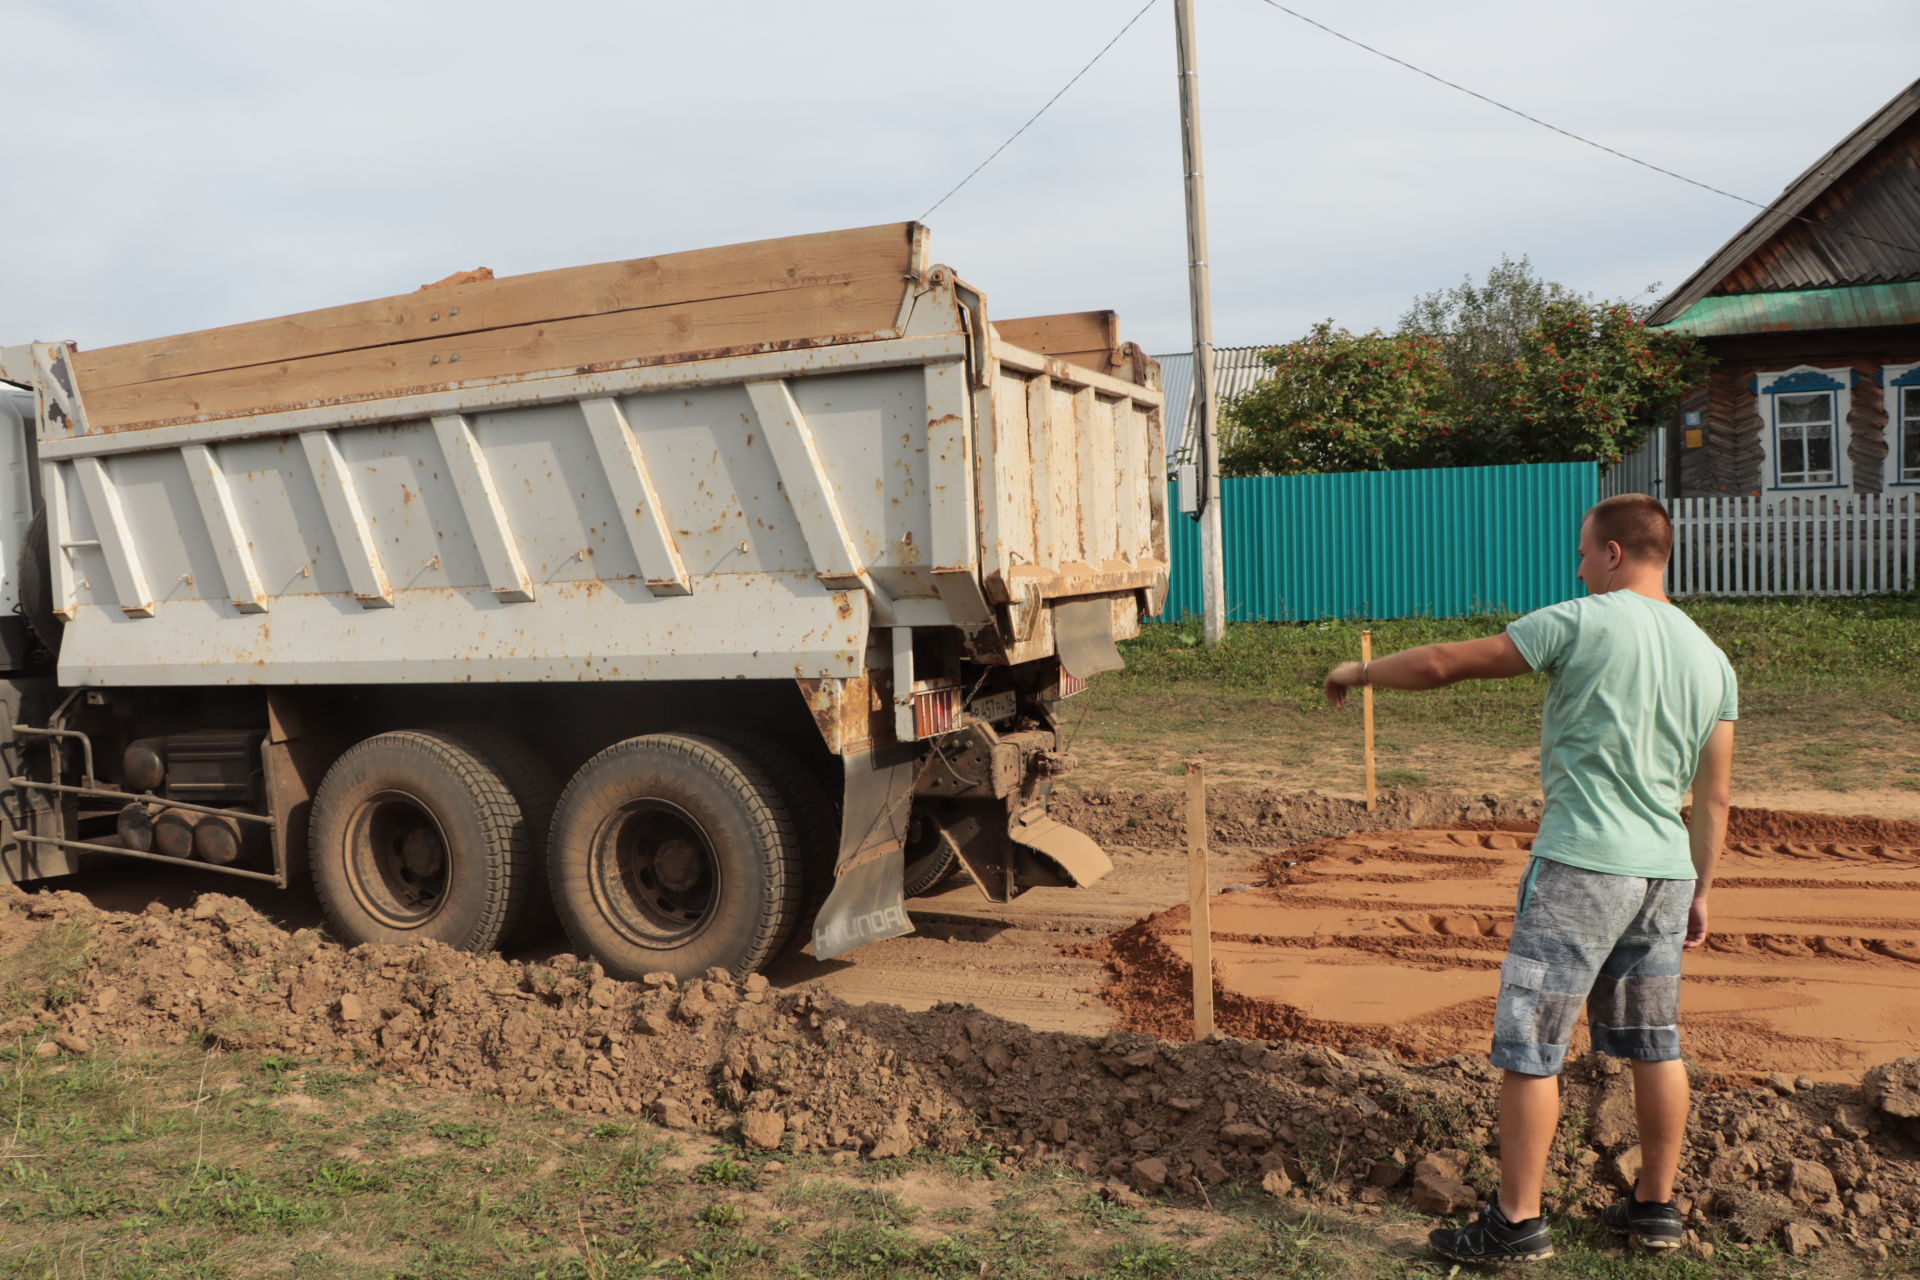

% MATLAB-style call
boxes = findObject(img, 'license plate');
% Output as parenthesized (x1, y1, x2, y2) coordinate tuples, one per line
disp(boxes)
(969, 690, 1017, 724)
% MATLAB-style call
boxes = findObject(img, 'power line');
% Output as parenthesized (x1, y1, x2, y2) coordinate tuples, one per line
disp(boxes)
(1252, 0, 1920, 258)
(919, 0, 1161, 222)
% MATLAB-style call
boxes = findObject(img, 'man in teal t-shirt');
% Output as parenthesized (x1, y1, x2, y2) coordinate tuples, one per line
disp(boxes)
(1321, 494, 1736, 1264)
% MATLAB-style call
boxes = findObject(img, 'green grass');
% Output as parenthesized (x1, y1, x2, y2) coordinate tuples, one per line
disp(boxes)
(1112, 594, 1920, 698)
(0, 1039, 1897, 1278)
(0, 920, 95, 1022)
(1066, 595, 1920, 798)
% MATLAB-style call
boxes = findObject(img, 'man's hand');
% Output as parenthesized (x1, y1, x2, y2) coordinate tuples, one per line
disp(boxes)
(1684, 893, 1709, 950)
(1323, 661, 1363, 708)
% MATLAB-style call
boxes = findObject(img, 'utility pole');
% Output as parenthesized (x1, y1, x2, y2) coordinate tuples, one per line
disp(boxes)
(1175, 0, 1226, 645)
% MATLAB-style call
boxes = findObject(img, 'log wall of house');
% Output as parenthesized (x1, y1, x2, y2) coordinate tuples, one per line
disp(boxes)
(1678, 329, 1919, 497)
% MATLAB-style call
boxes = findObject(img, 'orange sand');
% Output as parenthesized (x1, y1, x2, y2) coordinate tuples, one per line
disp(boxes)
(1132, 824, 1920, 1081)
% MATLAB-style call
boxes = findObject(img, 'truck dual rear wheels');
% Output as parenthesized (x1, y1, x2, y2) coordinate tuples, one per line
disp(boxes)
(308, 729, 543, 951)
(547, 734, 803, 980)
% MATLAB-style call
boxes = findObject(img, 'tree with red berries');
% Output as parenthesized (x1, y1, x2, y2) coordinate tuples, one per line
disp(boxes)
(1221, 259, 1708, 475)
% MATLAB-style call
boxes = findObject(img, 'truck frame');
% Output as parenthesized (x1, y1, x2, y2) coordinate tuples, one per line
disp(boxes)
(0, 222, 1167, 977)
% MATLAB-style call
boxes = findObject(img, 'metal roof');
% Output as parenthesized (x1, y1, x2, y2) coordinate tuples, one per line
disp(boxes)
(1657, 282, 1920, 338)
(1154, 345, 1275, 462)
(1649, 78, 1920, 326)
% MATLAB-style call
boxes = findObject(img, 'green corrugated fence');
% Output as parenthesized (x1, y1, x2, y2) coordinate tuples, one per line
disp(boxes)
(1154, 462, 1599, 622)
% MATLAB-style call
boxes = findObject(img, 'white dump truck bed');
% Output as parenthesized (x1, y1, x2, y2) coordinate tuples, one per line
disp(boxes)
(1, 223, 1166, 689)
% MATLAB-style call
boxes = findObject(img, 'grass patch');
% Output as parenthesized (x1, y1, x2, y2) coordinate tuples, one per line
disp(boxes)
(0, 920, 95, 1020)
(1067, 596, 1920, 798)
(0, 1041, 1894, 1278)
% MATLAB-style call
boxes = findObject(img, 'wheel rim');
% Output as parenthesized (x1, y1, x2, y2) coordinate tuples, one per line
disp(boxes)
(588, 799, 720, 948)
(345, 790, 452, 929)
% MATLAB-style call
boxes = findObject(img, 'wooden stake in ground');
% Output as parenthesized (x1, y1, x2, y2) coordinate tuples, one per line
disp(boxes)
(1361, 630, 1377, 811)
(1186, 760, 1214, 1040)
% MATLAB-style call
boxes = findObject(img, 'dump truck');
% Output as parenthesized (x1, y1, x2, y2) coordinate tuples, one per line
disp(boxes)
(0, 222, 1168, 978)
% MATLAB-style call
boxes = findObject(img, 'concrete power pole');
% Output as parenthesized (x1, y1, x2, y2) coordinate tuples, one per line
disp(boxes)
(1174, 0, 1226, 645)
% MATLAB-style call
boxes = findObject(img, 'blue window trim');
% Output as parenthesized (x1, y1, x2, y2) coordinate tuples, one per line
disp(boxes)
(1758, 369, 1846, 395)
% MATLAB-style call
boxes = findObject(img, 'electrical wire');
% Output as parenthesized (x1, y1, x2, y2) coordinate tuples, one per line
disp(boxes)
(919, 0, 1161, 222)
(1252, 0, 1920, 258)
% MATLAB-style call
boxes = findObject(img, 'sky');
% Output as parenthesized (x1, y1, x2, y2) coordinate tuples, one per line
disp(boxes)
(3, 0, 1916, 357)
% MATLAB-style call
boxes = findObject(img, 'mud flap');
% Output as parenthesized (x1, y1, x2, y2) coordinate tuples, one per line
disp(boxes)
(1009, 812, 1112, 886)
(1055, 598, 1124, 679)
(812, 743, 916, 961)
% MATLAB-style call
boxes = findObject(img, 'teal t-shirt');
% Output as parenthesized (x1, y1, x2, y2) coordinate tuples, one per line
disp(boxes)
(1505, 591, 1738, 880)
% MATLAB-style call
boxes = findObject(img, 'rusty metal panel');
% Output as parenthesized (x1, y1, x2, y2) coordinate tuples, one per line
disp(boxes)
(977, 339, 1168, 616)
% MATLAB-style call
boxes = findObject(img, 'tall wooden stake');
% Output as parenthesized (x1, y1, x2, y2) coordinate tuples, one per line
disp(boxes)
(1175, 0, 1225, 647)
(1186, 760, 1214, 1039)
(1361, 630, 1377, 811)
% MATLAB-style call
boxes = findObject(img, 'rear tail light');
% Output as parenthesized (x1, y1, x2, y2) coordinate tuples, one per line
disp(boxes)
(913, 685, 961, 738)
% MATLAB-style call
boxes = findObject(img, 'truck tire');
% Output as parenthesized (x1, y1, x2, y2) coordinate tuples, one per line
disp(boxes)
(902, 811, 960, 898)
(547, 733, 801, 980)
(429, 722, 562, 946)
(309, 729, 539, 951)
(680, 723, 838, 944)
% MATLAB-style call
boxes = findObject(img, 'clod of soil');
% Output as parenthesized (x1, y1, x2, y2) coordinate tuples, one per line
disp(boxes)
(1095, 810, 1920, 1082)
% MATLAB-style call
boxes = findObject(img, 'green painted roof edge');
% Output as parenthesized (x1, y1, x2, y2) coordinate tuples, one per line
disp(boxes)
(1654, 281, 1920, 337)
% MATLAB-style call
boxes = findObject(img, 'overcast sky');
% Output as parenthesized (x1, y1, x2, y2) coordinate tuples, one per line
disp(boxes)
(4, 1, 1916, 357)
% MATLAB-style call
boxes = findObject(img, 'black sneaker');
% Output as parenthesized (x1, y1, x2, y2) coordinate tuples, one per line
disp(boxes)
(1428, 1197, 1554, 1264)
(1604, 1193, 1684, 1251)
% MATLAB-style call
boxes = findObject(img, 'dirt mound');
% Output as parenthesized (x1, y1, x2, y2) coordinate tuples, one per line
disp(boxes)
(1053, 786, 1541, 851)
(1723, 805, 1920, 846)
(2, 875, 1916, 1256)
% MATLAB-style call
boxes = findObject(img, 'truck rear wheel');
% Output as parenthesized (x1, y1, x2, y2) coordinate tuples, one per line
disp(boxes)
(548, 733, 801, 979)
(309, 729, 539, 951)
(430, 722, 561, 945)
(679, 723, 838, 945)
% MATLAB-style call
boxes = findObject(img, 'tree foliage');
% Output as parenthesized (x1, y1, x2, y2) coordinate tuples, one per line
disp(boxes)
(1220, 258, 1709, 476)
(1219, 324, 1459, 476)
(1399, 254, 1579, 424)
(1494, 299, 1709, 465)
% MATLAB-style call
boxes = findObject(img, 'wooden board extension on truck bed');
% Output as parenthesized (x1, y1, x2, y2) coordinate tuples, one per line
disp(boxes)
(71, 224, 931, 433)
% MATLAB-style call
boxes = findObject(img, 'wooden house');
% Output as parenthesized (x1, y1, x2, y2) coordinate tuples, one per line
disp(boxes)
(1648, 79, 1920, 500)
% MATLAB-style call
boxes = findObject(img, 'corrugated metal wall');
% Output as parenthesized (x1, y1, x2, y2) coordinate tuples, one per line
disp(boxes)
(1600, 428, 1665, 499)
(1155, 347, 1274, 464)
(1153, 462, 1598, 621)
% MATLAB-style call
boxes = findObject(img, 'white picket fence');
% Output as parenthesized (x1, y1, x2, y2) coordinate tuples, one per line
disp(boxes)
(1669, 492, 1919, 597)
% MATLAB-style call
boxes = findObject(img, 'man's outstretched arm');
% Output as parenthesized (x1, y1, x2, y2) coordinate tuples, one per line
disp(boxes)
(1324, 633, 1534, 707)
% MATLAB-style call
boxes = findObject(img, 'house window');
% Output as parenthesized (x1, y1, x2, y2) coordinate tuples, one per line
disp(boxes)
(1775, 391, 1837, 485)
(1888, 364, 1920, 486)
(1756, 367, 1850, 492)
(1902, 386, 1920, 484)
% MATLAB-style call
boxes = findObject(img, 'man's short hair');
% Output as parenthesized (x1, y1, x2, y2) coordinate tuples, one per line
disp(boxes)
(1588, 494, 1673, 565)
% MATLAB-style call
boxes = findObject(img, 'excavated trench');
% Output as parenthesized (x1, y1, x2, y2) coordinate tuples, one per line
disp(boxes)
(1095, 808, 1920, 1082)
